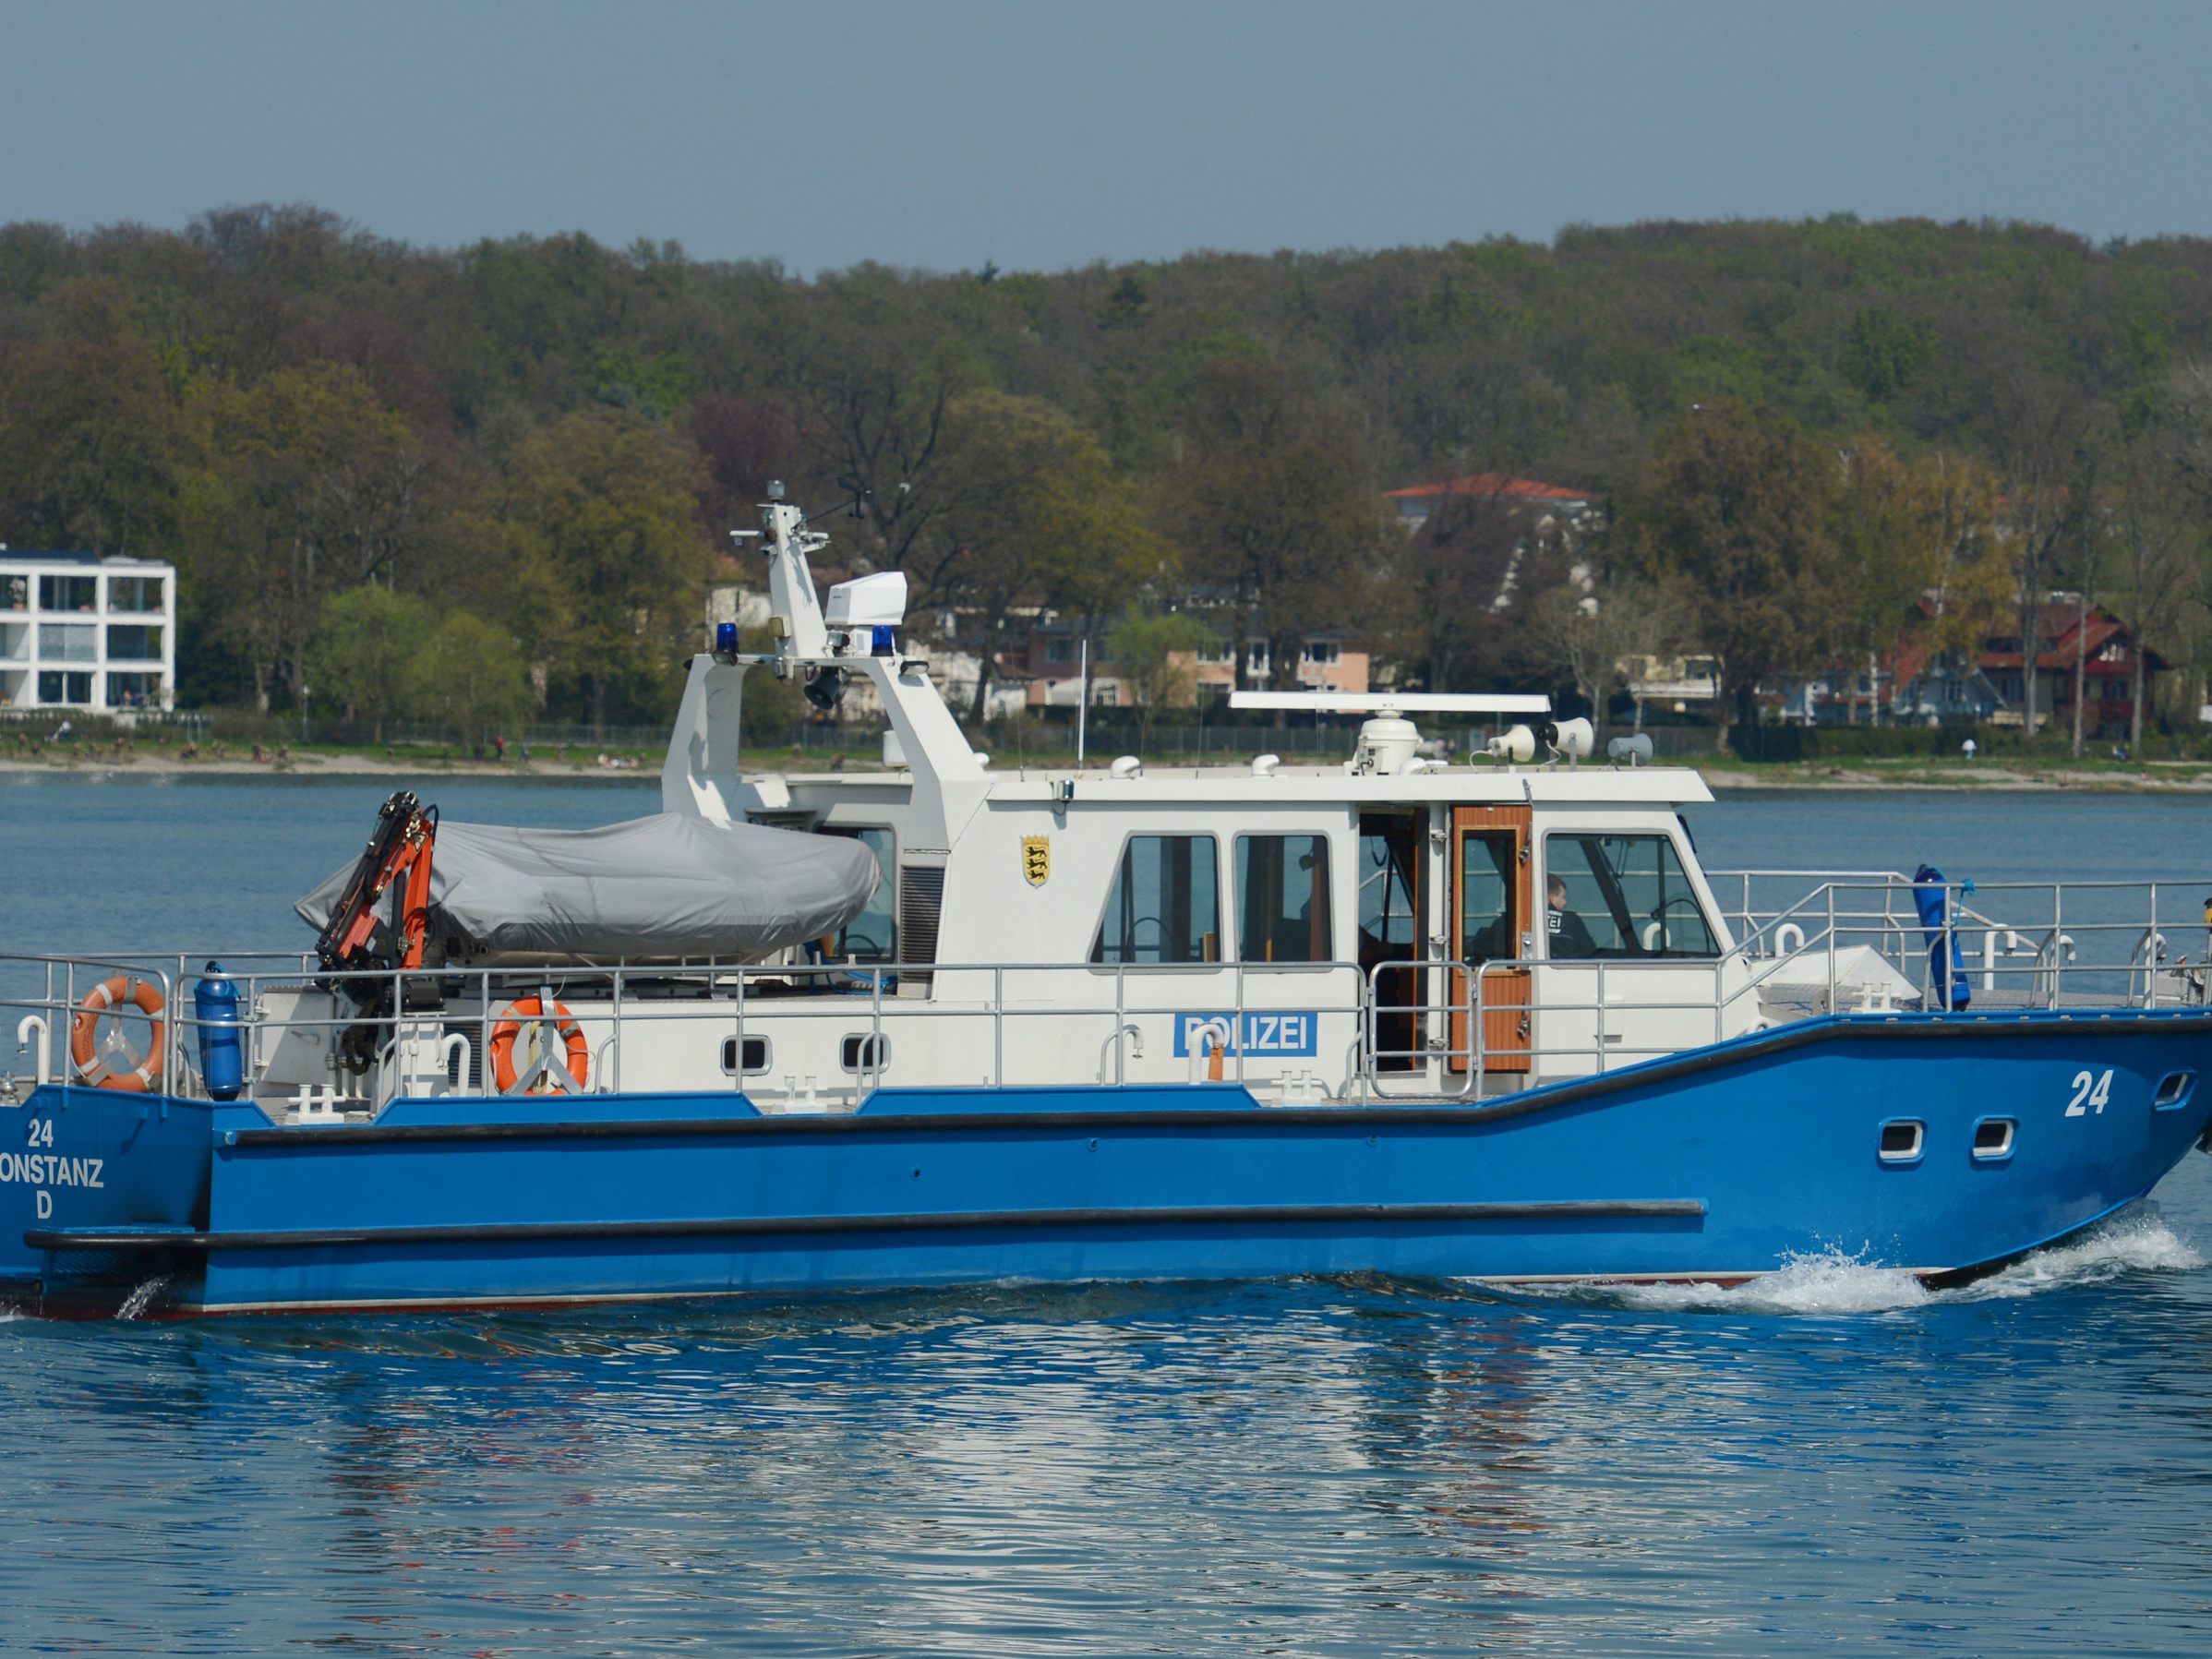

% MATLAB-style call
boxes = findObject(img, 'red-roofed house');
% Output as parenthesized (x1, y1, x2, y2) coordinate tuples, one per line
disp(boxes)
(1385, 475, 1593, 527)
(1386, 473, 1601, 619)
(1775, 596, 2163, 736)
(1979, 597, 2165, 737)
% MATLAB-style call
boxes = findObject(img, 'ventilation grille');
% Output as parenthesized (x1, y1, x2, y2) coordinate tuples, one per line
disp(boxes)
(898, 866, 945, 986)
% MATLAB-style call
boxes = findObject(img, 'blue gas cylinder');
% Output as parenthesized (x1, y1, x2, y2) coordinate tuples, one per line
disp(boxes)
(194, 962, 245, 1100)
(1911, 864, 1972, 1012)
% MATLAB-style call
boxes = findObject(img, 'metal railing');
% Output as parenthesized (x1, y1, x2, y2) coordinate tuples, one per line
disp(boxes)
(1367, 956, 1736, 1097)
(1, 950, 1376, 1113)
(1711, 871, 2212, 1011)
(10, 871, 2211, 1117)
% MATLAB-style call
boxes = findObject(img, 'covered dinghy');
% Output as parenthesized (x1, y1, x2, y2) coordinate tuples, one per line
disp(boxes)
(297, 813, 881, 962)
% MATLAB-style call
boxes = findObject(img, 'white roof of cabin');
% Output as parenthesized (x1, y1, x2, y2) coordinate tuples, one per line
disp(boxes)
(760, 764, 1712, 809)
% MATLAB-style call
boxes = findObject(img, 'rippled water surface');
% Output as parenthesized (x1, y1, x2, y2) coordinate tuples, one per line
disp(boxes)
(6, 776, 2212, 1653)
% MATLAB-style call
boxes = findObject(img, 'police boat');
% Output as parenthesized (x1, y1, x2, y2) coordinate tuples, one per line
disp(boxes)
(6, 494, 2212, 1316)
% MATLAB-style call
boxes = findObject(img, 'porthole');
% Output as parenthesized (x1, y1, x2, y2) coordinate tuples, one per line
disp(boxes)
(1971, 1117, 2015, 1161)
(1878, 1119, 1925, 1164)
(720, 1036, 770, 1076)
(841, 1032, 890, 1074)
(2155, 1071, 2197, 1112)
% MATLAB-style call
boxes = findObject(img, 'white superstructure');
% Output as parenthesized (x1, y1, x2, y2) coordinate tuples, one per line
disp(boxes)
(629, 496, 1752, 1106)
(0, 550, 176, 716)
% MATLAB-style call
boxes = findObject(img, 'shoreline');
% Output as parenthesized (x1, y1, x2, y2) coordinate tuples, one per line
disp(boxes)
(1701, 764, 2212, 793)
(7, 751, 2212, 792)
(0, 752, 654, 780)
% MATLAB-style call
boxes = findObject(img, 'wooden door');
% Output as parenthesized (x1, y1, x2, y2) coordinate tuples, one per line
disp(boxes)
(1449, 805, 1532, 1074)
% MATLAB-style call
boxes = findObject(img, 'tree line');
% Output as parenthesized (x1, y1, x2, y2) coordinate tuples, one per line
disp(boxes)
(5, 205, 2212, 742)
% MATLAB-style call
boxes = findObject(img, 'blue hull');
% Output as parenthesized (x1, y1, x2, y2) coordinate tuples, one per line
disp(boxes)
(8, 1011, 2212, 1315)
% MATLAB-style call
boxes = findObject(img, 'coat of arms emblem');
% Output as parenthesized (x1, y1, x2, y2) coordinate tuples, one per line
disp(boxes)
(1021, 835, 1051, 887)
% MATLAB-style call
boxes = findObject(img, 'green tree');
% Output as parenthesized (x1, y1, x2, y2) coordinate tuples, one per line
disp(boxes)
(307, 584, 435, 739)
(761, 267, 987, 574)
(1978, 366, 2104, 747)
(193, 365, 429, 712)
(1106, 610, 1214, 751)
(1828, 438, 2002, 722)
(486, 407, 707, 736)
(1527, 571, 1691, 726)
(405, 611, 531, 747)
(925, 389, 1161, 719)
(2111, 434, 2200, 751)
(0, 288, 192, 561)
(1633, 403, 1844, 752)
(27, 208, 2212, 721)
(1162, 361, 1383, 699)
(1381, 489, 1556, 693)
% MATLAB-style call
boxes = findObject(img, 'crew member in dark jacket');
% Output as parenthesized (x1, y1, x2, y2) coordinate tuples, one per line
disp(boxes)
(1546, 874, 1598, 958)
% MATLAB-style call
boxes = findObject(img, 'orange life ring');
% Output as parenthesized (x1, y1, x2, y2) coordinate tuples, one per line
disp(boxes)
(488, 996, 589, 1093)
(69, 975, 166, 1092)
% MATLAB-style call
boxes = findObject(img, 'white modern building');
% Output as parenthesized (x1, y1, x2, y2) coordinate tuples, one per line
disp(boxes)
(0, 549, 177, 715)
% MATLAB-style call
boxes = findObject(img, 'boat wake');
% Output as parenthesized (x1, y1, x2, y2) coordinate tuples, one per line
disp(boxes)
(1962, 1209, 2204, 1300)
(1510, 1208, 2203, 1316)
(115, 1274, 170, 1321)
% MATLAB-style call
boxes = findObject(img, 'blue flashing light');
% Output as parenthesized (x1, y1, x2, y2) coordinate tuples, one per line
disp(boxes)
(715, 621, 739, 655)
(871, 625, 896, 656)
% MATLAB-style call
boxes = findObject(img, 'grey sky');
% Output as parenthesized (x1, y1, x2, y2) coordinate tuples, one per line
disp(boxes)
(5, 0, 2207, 273)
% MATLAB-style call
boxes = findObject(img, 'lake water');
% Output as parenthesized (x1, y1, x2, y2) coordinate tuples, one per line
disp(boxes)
(5, 774, 2212, 1655)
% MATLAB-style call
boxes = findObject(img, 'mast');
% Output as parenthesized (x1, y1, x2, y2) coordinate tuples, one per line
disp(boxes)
(760, 499, 830, 663)
(664, 494, 990, 852)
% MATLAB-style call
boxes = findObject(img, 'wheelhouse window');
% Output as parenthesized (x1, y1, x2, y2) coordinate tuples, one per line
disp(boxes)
(1459, 834, 1517, 965)
(1358, 818, 1420, 956)
(1092, 835, 1220, 964)
(1544, 833, 1718, 959)
(1236, 834, 1331, 963)
(823, 826, 896, 962)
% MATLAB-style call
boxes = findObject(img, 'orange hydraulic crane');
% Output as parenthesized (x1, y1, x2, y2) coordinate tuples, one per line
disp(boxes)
(317, 790, 439, 975)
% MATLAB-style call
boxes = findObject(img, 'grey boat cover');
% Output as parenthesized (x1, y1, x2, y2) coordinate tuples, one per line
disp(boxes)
(295, 813, 881, 962)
